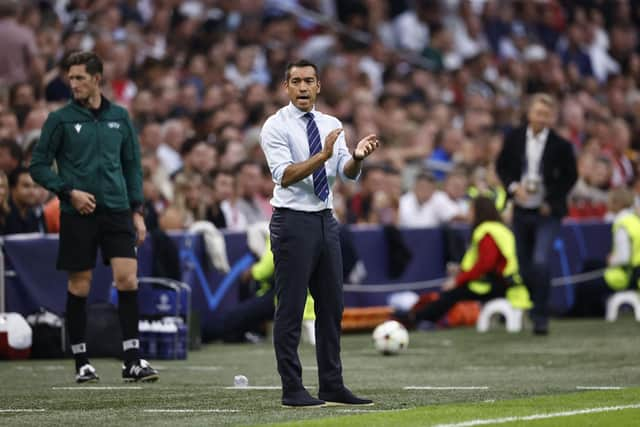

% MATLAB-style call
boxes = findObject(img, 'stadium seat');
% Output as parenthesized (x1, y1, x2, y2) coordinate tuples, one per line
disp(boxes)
(476, 298, 523, 333)
(605, 291, 640, 322)
(301, 319, 316, 346)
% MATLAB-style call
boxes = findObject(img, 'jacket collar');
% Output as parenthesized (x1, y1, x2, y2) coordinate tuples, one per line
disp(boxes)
(69, 95, 111, 118)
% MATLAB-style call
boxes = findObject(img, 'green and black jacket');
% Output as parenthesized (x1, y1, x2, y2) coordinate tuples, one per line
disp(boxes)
(29, 97, 143, 214)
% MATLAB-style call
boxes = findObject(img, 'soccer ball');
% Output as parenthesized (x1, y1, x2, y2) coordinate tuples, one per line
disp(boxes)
(372, 320, 409, 355)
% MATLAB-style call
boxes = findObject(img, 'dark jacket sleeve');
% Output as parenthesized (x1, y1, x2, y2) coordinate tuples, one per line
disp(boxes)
(495, 127, 522, 195)
(121, 112, 143, 210)
(28, 112, 73, 201)
(544, 132, 578, 217)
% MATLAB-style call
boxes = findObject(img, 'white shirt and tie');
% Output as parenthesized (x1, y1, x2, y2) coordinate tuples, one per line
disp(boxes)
(260, 103, 358, 212)
(516, 126, 549, 209)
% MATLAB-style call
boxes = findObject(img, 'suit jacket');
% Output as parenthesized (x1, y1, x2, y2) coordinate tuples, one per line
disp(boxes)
(496, 126, 577, 218)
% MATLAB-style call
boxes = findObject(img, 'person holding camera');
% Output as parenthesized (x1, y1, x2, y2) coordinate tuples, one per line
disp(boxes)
(496, 93, 577, 335)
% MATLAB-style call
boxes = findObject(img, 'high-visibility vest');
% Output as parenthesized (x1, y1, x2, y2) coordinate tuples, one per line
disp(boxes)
(253, 238, 316, 320)
(604, 212, 640, 291)
(460, 221, 532, 309)
(467, 185, 507, 212)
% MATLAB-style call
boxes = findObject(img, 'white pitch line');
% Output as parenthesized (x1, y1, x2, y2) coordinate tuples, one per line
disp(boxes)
(143, 409, 239, 413)
(223, 385, 315, 390)
(0, 409, 46, 413)
(576, 386, 624, 390)
(52, 386, 142, 390)
(433, 403, 640, 427)
(404, 386, 489, 390)
(223, 386, 282, 390)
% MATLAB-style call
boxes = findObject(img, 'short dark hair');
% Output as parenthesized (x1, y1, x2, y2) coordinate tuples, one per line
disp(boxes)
(284, 59, 318, 82)
(415, 170, 436, 183)
(64, 51, 103, 75)
(180, 137, 206, 156)
(8, 165, 29, 189)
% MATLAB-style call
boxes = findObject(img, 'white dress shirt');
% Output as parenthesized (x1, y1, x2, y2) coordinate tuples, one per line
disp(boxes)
(518, 126, 549, 209)
(260, 103, 357, 212)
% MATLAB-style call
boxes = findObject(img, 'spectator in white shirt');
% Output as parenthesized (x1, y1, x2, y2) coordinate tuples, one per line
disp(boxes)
(398, 171, 461, 228)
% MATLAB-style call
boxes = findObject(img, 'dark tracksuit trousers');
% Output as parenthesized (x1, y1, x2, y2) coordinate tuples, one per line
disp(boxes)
(270, 208, 344, 397)
(415, 283, 505, 323)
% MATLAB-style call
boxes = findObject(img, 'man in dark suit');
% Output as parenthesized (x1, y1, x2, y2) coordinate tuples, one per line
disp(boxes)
(496, 93, 577, 335)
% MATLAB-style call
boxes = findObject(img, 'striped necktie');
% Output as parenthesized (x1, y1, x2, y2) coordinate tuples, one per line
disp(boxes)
(304, 112, 329, 201)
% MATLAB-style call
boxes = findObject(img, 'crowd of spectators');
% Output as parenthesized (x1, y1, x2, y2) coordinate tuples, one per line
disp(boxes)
(1, 0, 640, 237)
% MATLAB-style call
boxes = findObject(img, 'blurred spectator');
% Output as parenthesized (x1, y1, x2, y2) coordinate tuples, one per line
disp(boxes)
(0, 0, 39, 86)
(4, 165, 46, 234)
(606, 118, 635, 188)
(206, 169, 234, 229)
(425, 128, 463, 181)
(9, 81, 36, 128)
(443, 168, 470, 220)
(235, 160, 270, 225)
(569, 154, 611, 219)
(157, 119, 187, 175)
(175, 137, 217, 178)
(220, 170, 248, 231)
(0, 138, 22, 175)
(347, 164, 385, 224)
(398, 171, 461, 228)
(0, 170, 9, 232)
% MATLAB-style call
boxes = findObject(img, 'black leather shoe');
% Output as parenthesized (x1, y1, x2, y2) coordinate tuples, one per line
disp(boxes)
(319, 387, 373, 406)
(282, 389, 326, 408)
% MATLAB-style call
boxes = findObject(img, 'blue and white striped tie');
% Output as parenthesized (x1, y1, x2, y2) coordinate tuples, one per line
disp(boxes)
(304, 112, 329, 201)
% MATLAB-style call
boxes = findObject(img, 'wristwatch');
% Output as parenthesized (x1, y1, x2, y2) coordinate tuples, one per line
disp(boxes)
(60, 187, 73, 202)
(352, 151, 365, 161)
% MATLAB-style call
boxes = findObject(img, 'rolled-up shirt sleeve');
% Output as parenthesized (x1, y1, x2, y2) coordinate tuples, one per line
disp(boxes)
(336, 126, 360, 182)
(260, 117, 292, 185)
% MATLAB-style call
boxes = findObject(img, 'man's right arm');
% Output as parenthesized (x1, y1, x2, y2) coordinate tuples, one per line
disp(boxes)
(29, 113, 73, 202)
(260, 119, 338, 188)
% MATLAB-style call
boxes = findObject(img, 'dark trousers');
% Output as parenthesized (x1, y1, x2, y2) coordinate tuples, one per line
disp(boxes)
(512, 207, 561, 324)
(270, 208, 344, 396)
(415, 284, 505, 323)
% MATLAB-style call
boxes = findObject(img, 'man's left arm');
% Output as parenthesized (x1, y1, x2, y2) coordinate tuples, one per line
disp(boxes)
(121, 113, 145, 245)
(556, 139, 578, 196)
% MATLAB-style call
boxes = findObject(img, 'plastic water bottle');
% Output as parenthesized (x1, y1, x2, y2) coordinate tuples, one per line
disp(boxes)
(234, 375, 249, 388)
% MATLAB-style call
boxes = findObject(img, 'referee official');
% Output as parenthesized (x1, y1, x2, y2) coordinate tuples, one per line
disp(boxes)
(260, 59, 379, 407)
(29, 52, 158, 383)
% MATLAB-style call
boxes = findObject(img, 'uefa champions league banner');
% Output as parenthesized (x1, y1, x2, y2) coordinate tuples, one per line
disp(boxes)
(3, 223, 611, 327)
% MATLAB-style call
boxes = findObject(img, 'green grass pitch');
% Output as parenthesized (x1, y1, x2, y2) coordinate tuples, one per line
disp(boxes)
(1, 317, 639, 426)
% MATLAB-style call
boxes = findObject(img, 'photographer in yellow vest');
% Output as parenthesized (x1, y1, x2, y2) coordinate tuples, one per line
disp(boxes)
(412, 196, 532, 324)
(570, 187, 640, 316)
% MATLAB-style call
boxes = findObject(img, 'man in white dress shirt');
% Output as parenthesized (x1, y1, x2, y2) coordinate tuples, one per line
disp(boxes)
(260, 59, 378, 408)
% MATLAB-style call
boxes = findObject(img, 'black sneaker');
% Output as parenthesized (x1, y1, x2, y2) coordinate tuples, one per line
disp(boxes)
(75, 364, 99, 383)
(282, 389, 326, 408)
(122, 359, 159, 382)
(319, 387, 373, 406)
